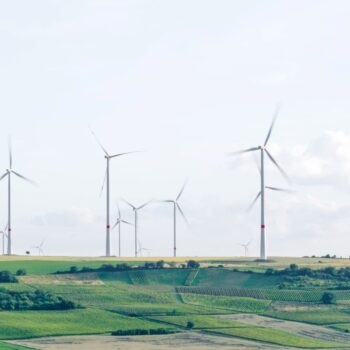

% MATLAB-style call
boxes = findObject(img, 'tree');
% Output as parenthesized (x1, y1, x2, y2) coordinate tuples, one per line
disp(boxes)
(156, 260, 165, 269)
(186, 321, 194, 329)
(186, 260, 200, 269)
(15, 269, 27, 276)
(322, 292, 336, 304)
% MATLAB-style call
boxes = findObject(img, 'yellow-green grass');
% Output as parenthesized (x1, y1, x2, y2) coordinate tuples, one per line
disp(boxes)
(181, 293, 271, 313)
(330, 323, 350, 332)
(2, 256, 350, 275)
(0, 309, 170, 340)
(191, 269, 281, 288)
(265, 309, 350, 325)
(31, 284, 229, 315)
(151, 315, 343, 348)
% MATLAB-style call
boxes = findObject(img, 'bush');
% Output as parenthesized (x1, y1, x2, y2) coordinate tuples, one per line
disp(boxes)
(187, 260, 200, 269)
(186, 321, 194, 329)
(0, 271, 18, 283)
(69, 266, 78, 273)
(15, 269, 27, 276)
(322, 292, 336, 304)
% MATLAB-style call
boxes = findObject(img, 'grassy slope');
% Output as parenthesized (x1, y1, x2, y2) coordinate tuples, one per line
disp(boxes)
(265, 309, 350, 325)
(0, 309, 168, 340)
(151, 315, 343, 348)
(181, 293, 271, 313)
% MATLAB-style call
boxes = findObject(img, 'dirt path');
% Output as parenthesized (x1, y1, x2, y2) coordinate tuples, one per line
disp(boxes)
(10, 333, 294, 350)
(219, 314, 350, 343)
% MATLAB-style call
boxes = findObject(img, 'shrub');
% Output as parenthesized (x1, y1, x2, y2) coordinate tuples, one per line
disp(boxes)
(69, 266, 78, 273)
(186, 321, 194, 329)
(15, 269, 27, 276)
(0, 271, 17, 283)
(187, 260, 200, 269)
(322, 292, 336, 304)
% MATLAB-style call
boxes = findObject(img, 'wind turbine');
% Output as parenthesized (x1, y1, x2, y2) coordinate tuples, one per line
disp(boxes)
(158, 181, 188, 257)
(0, 139, 37, 255)
(137, 241, 151, 257)
(238, 239, 252, 257)
(0, 225, 7, 255)
(32, 240, 45, 256)
(91, 130, 139, 257)
(122, 199, 152, 257)
(228, 107, 290, 261)
(112, 203, 133, 257)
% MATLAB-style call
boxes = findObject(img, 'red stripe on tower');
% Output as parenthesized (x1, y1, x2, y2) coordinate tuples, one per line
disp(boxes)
(107, 225, 110, 229)
(261, 224, 265, 229)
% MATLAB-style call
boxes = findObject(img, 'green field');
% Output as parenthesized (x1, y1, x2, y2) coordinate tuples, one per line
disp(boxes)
(0, 343, 35, 350)
(1, 256, 350, 348)
(150, 315, 343, 348)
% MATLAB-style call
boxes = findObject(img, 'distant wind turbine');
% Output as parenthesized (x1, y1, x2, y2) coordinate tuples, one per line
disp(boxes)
(0, 225, 7, 255)
(0, 139, 37, 255)
(137, 241, 151, 257)
(228, 107, 291, 261)
(32, 240, 45, 256)
(122, 199, 153, 257)
(158, 181, 188, 257)
(91, 129, 139, 257)
(112, 203, 133, 257)
(238, 239, 252, 257)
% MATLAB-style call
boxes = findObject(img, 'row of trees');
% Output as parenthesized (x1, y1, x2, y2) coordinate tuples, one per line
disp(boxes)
(0, 288, 77, 311)
(56, 260, 201, 274)
(266, 264, 350, 279)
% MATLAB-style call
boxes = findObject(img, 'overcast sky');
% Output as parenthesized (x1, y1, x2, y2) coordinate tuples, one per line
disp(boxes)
(0, 0, 350, 257)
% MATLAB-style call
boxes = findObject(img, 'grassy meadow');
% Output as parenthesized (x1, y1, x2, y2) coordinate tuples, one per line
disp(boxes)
(1, 256, 350, 349)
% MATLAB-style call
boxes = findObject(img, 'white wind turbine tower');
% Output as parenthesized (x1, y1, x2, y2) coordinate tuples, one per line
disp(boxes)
(0, 139, 37, 255)
(0, 225, 7, 255)
(158, 181, 188, 257)
(32, 240, 45, 256)
(91, 130, 138, 257)
(122, 199, 152, 257)
(238, 239, 252, 257)
(112, 204, 133, 257)
(228, 108, 290, 261)
(138, 241, 151, 257)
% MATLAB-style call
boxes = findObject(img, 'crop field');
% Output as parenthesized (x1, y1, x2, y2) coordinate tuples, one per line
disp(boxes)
(0, 343, 35, 350)
(149, 315, 344, 348)
(2, 256, 350, 349)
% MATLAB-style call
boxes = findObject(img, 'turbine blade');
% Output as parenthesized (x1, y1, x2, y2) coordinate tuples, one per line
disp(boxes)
(176, 179, 188, 201)
(247, 192, 261, 212)
(0, 172, 8, 181)
(8, 137, 12, 169)
(120, 220, 133, 226)
(264, 105, 280, 146)
(112, 220, 120, 230)
(109, 151, 141, 159)
(264, 149, 290, 183)
(137, 199, 153, 210)
(90, 129, 109, 156)
(99, 168, 107, 197)
(117, 203, 121, 219)
(266, 186, 294, 193)
(176, 203, 189, 225)
(156, 199, 174, 203)
(121, 198, 136, 209)
(11, 171, 37, 186)
(227, 147, 260, 156)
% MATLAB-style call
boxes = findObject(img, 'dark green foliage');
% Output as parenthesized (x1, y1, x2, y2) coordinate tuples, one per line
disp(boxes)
(186, 321, 194, 329)
(111, 328, 176, 336)
(186, 260, 200, 269)
(15, 269, 26, 276)
(156, 260, 165, 269)
(0, 288, 77, 311)
(0, 271, 18, 283)
(322, 292, 336, 304)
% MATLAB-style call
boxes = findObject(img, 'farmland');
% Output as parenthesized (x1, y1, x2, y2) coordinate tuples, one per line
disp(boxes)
(1, 256, 350, 349)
